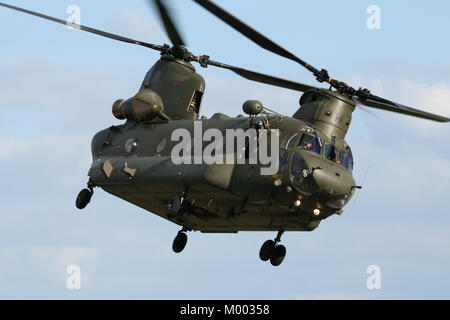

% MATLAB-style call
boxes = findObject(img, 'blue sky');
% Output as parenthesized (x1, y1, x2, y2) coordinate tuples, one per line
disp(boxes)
(0, 0, 449, 299)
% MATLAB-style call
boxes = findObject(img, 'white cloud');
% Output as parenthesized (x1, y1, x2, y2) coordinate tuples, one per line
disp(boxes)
(348, 73, 450, 132)
(31, 246, 100, 289)
(399, 81, 450, 116)
(0, 138, 28, 158)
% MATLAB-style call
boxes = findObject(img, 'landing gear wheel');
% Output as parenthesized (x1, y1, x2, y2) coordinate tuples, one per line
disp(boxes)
(259, 240, 276, 261)
(76, 188, 92, 209)
(270, 245, 286, 266)
(177, 202, 191, 222)
(166, 196, 181, 218)
(172, 232, 188, 253)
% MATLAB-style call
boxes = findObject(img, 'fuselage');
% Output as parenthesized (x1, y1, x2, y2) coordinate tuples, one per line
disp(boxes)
(88, 113, 356, 233)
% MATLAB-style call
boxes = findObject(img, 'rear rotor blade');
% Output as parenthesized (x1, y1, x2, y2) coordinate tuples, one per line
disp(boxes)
(190, 54, 318, 92)
(0, 2, 164, 51)
(192, 0, 321, 76)
(152, 0, 185, 46)
(354, 96, 450, 123)
(210, 61, 317, 93)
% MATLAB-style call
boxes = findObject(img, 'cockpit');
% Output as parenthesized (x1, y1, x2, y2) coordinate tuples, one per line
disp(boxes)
(280, 125, 353, 172)
(279, 125, 356, 213)
(298, 134, 321, 155)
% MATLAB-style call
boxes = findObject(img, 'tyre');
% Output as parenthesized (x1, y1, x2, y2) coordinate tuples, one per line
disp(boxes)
(270, 245, 286, 266)
(166, 196, 181, 218)
(177, 201, 191, 222)
(172, 232, 188, 253)
(259, 240, 276, 261)
(76, 189, 92, 209)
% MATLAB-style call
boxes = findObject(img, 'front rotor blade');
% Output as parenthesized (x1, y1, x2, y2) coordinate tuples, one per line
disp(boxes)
(352, 97, 378, 118)
(0, 2, 164, 51)
(206, 59, 317, 92)
(152, 0, 185, 46)
(355, 96, 450, 123)
(192, 0, 320, 76)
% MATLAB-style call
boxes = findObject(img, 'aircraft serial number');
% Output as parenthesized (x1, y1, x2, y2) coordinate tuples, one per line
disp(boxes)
(224, 304, 270, 315)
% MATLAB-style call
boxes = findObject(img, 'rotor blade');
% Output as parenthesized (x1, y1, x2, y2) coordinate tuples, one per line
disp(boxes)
(192, 0, 321, 76)
(352, 97, 378, 118)
(354, 96, 450, 123)
(152, 0, 185, 46)
(206, 59, 317, 92)
(0, 2, 164, 51)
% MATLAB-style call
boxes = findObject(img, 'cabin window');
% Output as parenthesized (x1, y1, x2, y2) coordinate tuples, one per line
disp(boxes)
(324, 144, 337, 162)
(298, 134, 321, 155)
(339, 149, 354, 171)
(156, 138, 167, 154)
(124, 138, 138, 154)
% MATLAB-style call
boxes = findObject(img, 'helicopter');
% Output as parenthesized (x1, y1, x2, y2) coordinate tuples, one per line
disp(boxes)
(1, 0, 448, 267)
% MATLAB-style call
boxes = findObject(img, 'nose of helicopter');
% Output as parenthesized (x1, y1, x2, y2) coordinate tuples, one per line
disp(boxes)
(292, 150, 355, 198)
(311, 164, 355, 197)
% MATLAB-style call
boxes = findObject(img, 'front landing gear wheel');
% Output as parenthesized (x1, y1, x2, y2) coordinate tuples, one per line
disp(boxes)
(259, 230, 286, 266)
(172, 232, 188, 253)
(259, 240, 276, 261)
(270, 244, 286, 266)
(76, 188, 92, 209)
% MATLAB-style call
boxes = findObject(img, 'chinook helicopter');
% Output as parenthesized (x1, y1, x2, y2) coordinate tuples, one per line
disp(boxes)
(2, 0, 449, 267)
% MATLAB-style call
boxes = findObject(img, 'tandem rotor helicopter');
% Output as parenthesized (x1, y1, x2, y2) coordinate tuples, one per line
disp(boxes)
(2, 0, 448, 266)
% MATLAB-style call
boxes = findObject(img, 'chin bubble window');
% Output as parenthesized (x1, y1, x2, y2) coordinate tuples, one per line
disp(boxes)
(279, 150, 289, 172)
(298, 134, 321, 155)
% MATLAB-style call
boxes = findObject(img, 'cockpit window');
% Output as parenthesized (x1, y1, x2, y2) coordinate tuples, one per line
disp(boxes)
(324, 144, 337, 162)
(281, 133, 298, 149)
(339, 149, 353, 171)
(298, 134, 321, 155)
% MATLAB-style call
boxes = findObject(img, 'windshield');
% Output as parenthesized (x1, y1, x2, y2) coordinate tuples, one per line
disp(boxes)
(281, 133, 298, 149)
(298, 134, 321, 155)
(339, 149, 353, 171)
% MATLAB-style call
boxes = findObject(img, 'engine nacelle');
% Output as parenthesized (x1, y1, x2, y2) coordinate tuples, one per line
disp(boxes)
(112, 90, 167, 122)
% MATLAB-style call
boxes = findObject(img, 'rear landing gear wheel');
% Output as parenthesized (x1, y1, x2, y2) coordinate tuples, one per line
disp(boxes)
(76, 188, 92, 209)
(259, 240, 276, 261)
(177, 201, 191, 222)
(270, 244, 286, 266)
(172, 231, 188, 253)
(166, 196, 181, 218)
(166, 196, 192, 222)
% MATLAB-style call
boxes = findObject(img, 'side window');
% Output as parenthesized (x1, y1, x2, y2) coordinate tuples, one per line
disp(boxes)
(324, 144, 337, 162)
(339, 149, 354, 171)
(298, 134, 321, 155)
